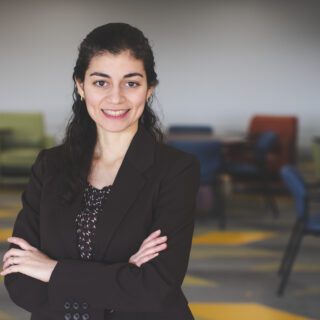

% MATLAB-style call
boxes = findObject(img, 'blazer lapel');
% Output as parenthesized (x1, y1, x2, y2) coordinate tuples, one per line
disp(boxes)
(55, 124, 156, 261)
(94, 123, 156, 260)
(56, 178, 85, 259)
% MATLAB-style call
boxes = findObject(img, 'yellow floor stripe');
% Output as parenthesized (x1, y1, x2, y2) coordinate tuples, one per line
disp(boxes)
(0, 228, 12, 242)
(190, 247, 279, 259)
(293, 287, 320, 297)
(0, 311, 13, 320)
(252, 263, 320, 272)
(183, 275, 217, 287)
(0, 209, 17, 219)
(193, 231, 276, 245)
(190, 303, 309, 320)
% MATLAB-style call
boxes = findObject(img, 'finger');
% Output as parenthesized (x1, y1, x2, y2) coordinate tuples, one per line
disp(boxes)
(7, 237, 38, 252)
(138, 243, 167, 258)
(135, 253, 159, 267)
(141, 235, 167, 250)
(132, 243, 167, 264)
(0, 264, 20, 276)
(3, 248, 28, 263)
(3, 256, 22, 270)
(142, 230, 161, 245)
(140, 236, 167, 252)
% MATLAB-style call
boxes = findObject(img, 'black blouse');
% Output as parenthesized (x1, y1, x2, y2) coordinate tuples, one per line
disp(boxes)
(75, 182, 112, 260)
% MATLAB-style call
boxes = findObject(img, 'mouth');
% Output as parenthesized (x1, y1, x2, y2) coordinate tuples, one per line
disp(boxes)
(101, 108, 130, 119)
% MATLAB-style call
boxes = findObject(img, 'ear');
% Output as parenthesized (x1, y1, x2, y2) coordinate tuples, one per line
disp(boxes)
(75, 78, 85, 98)
(146, 86, 154, 101)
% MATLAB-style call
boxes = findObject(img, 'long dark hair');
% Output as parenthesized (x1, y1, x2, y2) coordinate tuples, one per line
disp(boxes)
(61, 23, 163, 202)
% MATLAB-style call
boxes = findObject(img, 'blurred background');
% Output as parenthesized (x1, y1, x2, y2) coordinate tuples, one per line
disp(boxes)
(0, 0, 319, 319)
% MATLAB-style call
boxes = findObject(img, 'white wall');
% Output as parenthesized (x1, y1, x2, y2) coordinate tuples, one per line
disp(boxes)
(1, 0, 319, 149)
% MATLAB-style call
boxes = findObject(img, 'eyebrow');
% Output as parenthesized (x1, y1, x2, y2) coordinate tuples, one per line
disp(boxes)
(89, 72, 144, 78)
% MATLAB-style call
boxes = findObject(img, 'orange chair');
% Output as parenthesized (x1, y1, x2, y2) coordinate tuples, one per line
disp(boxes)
(223, 115, 298, 217)
(248, 115, 298, 177)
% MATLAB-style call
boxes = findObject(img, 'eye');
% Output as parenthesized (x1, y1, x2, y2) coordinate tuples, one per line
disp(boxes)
(126, 81, 140, 88)
(94, 80, 108, 87)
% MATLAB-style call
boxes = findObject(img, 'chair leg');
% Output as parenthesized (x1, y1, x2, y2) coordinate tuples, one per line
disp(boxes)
(264, 194, 279, 218)
(261, 173, 279, 218)
(212, 180, 226, 229)
(278, 219, 301, 276)
(277, 224, 304, 296)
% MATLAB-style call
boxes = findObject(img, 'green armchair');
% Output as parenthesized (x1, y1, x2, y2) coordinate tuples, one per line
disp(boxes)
(0, 112, 56, 184)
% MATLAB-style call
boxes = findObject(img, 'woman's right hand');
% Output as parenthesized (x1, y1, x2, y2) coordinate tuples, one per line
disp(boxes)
(129, 229, 167, 267)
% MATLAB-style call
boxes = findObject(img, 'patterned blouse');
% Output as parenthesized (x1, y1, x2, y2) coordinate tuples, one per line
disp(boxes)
(75, 182, 112, 260)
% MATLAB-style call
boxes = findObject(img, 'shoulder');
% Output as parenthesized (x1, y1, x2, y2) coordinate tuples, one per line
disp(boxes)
(155, 141, 199, 166)
(153, 141, 200, 180)
(35, 144, 65, 176)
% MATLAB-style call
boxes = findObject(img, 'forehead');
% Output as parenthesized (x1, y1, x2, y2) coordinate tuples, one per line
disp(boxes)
(86, 50, 145, 75)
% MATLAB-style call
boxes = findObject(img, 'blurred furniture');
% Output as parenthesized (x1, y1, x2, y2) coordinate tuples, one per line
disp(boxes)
(224, 131, 279, 217)
(248, 115, 298, 176)
(0, 112, 55, 184)
(167, 139, 226, 229)
(278, 165, 320, 296)
(167, 125, 213, 135)
(312, 136, 320, 178)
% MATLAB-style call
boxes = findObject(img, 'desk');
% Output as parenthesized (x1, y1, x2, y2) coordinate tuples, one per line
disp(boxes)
(0, 128, 11, 148)
(165, 132, 246, 143)
(165, 132, 240, 229)
(312, 136, 320, 178)
(165, 132, 247, 159)
(0, 128, 12, 182)
(164, 132, 215, 142)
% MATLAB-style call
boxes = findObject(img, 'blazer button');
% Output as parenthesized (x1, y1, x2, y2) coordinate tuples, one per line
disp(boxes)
(64, 313, 72, 320)
(73, 302, 79, 310)
(109, 309, 114, 313)
(81, 302, 88, 310)
(64, 302, 71, 309)
(73, 313, 80, 320)
(82, 313, 90, 320)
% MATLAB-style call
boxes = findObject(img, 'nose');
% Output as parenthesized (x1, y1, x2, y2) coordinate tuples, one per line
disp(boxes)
(106, 85, 124, 105)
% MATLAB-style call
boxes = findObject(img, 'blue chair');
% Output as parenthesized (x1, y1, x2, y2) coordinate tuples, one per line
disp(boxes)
(277, 165, 320, 295)
(167, 140, 225, 228)
(167, 125, 213, 135)
(224, 131, 279, 217)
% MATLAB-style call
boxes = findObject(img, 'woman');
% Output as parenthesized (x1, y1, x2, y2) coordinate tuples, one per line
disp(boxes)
(1, 23, 200, 320)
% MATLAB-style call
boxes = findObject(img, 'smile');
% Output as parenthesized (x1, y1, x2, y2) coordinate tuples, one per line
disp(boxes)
(101, 109, 130, 119)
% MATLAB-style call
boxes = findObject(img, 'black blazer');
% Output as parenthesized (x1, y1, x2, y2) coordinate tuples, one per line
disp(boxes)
(4, 124, 200, 320)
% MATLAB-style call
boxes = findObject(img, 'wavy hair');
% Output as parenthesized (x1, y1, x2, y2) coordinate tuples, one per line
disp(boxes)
(61, 23, 163, 202)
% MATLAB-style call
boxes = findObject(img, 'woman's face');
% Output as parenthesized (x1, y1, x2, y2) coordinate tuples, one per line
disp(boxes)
(76, 50, 153, 134)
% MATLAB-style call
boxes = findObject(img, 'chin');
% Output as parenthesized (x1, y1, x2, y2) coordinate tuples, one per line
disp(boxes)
(98, 121, 138, 134)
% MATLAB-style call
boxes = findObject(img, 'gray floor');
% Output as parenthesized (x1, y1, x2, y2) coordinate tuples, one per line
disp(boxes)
(0, 186, 319, 320)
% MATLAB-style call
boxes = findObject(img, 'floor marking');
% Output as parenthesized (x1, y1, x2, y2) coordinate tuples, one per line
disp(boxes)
(193, 231, 276, 245)
(189, 303, 309, 320)
(252, 263, 320, 272)
(183, 275, 217, 287)
(293, 287, 320, 297)
(0, 228, 12, 242)
(0, 311, 13, 320)
(0, 209, 17, 219)
(190, 247, 279, 259)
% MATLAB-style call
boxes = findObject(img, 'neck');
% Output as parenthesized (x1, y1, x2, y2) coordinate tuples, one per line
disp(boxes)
(94, 122, 138, 163)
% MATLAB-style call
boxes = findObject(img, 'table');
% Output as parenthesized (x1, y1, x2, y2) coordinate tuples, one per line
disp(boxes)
(0, 128, 12, 182)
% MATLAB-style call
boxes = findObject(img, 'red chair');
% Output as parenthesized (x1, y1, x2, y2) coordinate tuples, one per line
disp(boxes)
(248, 115, 298, 176)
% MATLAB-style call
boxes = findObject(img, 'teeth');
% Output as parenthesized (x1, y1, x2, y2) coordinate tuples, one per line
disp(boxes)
(102, 109, 128, 116)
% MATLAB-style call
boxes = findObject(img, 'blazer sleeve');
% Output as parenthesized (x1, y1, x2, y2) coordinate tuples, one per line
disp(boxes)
(4, 150, 49, 312)
(47, 154, 200, 312)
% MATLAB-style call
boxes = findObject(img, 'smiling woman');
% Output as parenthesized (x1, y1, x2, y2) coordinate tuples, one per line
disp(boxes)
(76, 50, 152, 134)
(1, 23, 200, 320)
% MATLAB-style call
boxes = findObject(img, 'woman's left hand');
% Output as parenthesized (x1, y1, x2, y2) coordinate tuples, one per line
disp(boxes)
(1, 237, 57, 283)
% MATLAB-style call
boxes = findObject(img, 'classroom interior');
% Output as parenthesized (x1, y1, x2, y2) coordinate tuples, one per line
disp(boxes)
(0, 1, 319, 319)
